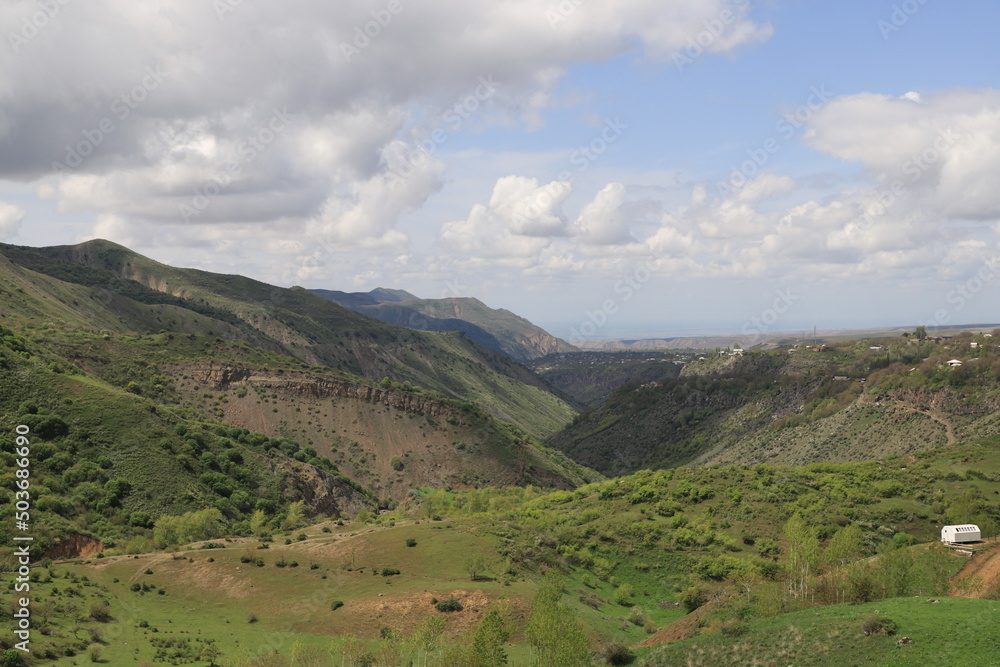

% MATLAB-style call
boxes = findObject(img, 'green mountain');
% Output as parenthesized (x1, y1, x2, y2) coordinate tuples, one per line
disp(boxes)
(0, 239, 597, 556)
(312, 288, 578, 362)
(548, 336, 1000, 476)
(0, 240, 577, 440)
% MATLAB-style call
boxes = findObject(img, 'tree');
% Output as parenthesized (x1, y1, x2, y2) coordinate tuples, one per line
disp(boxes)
(526, 573, 591, 666)
(200, 643, 222, 666)
(472, 604, 510, 666)
(824, 524, 863, 568)
(914, 325, 927, 340)
(248, 509, 268, 536)
(466, 554, 487, 582)
(784, 514, 819, 600)
(281, 500, 306, 531)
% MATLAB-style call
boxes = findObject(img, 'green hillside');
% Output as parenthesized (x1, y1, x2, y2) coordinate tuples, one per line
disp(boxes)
(531, 351, 685, 407)
(0, 240, 577, 440)
(642, 596, 1000, 666)
(7, 433, 1000, 665)
(549, 336, 1000, 476)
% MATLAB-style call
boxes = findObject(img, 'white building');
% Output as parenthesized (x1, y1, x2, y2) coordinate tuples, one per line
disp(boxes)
(941, 524, 981, 543)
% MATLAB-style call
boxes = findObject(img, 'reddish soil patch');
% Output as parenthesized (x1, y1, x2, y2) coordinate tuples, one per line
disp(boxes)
(45, 534, 103, 560)
(638, 597, 727, 648)
(950, 540, 1000, 597)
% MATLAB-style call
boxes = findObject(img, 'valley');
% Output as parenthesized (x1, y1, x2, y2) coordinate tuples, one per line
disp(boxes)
(2, 240, 1000, 666)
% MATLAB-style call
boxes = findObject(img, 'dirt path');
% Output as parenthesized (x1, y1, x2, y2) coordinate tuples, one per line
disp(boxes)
(900, 401, 956, 447)
(950, 541, 1000, 597)
(856, 385, 955, 447)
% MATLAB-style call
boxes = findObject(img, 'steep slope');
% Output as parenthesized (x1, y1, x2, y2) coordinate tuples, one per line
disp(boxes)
(0, 240, 577, 439)
(312, 288, 508, 355)
(396, 296, 578, 361)
(531, 351, 685, 407)
(549, 338, 1000, 476)
(0, 323, 374, 559)
(164, 357, 596, 500)
(312, 288, 578, 362)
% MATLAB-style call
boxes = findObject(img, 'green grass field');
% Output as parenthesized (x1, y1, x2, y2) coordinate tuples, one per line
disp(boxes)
(640, 596, 1000, 666)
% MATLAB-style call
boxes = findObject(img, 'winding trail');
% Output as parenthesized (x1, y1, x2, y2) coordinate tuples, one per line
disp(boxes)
(856, 384, 956, 447)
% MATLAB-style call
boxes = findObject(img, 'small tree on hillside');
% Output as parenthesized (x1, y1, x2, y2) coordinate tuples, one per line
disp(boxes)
(526, 574, 591, 666)
(472, 604, 510, 666)
(249, 509, 268, 536)
(466, 554, 487, 582)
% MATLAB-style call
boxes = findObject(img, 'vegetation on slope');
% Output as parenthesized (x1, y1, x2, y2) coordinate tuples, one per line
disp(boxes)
(530, 351, 685, 408)
(0, 240, 578, 439)
(312, 288, 578, 362)
(550, 333, 1000, 475)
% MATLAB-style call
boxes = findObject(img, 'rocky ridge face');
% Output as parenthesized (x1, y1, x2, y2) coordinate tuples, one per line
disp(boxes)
(184, 363, 455, 418)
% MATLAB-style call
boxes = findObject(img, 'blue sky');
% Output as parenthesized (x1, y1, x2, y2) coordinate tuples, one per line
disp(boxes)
(2, 0, 999, 341)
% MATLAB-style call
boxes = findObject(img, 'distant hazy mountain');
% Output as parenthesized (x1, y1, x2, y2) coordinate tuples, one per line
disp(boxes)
(312, 289, 578, 362)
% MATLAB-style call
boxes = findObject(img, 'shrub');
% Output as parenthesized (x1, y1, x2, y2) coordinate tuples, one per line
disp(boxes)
(89, 601, 112, 622)
(600, 643, 635, 665)
(247, 612, 259, 624)
(381, 567, 400, 576)
(87, 644, 103, 662)
(613, 583, 634, 606)
(678, 585, 708, 613)
(406, 538, 417, 547)
(720, 619, 748, 637)
(627, 605, 647, 626)
(331, 600, 344, 611)
(436, 597, 463, 612)
(861, 615, 897, 637)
